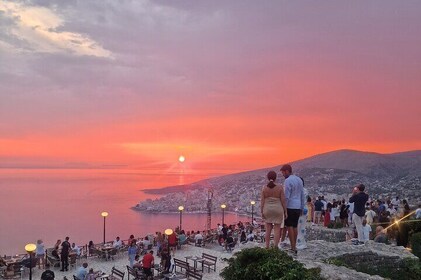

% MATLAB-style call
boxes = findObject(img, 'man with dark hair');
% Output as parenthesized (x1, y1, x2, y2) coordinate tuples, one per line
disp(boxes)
(41, 264, 55, 280)
(60, 237, 71, 271)
(349, 184, 369, 245)
(142, 250, 154, 279)
(281, 164, 305, 255)
(314, 197, 324, 224)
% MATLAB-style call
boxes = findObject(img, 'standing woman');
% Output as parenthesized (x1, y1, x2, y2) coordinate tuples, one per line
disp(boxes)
(261, 170, 287, 249)
(128, 240, 137, 267)
(36, 239, 45, 269)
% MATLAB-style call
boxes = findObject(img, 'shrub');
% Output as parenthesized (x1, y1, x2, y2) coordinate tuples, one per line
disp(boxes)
(410, 232, 421, 259)
(220, 247, 323, 280)
(327, 221, 344, 229)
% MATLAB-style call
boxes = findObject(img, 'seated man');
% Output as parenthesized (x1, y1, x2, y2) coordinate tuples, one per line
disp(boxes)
(113, 237, 122, 249)
(71, 243, 81, 256)
(133, 255, 142, 269)
(142, 236, 151, 248)
(75, 263, 88, 280)
(374, 226, 388, 243)
(194, 231, 203, 245)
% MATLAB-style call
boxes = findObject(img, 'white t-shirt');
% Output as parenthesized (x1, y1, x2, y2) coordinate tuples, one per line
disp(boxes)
(362, 224, 372, 242)
(321, 200, 327, 211)
(195, 234, 203, 241)
(386, 207, 397, 217)
(365, 210, 376, 224)
(391, 198, 400, 208)
(113, 239, 122, 248)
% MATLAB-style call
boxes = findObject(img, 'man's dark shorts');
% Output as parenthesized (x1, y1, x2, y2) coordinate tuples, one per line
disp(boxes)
(285, 209, 301, 228)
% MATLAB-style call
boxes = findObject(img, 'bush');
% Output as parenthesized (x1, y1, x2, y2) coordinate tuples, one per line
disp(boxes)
(327, 221, 344, 229)
(410, 232, 421, 259)
(220, 247, 323, 280)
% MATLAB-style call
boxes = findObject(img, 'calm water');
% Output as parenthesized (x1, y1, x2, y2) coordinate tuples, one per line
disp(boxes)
(0, 169, 241, 255)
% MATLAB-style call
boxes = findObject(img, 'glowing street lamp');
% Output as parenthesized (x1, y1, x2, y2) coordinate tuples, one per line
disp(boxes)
(221, 204, 226, 225)
(178, 206, 184, 231)
(250, 201, 256, 223)
(101, 212, 109, 244)
(165, 228, 173, 252)
(25, 243, 36, 280)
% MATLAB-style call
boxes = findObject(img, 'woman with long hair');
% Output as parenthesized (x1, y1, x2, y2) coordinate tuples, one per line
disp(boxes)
(260, 170, 287, 249)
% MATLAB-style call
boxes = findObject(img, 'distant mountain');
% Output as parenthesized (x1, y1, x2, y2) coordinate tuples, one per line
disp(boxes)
(137, 150, 421, 213)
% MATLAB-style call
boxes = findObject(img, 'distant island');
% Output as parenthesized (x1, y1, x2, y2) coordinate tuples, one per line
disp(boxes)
(133, 149, 421, 214)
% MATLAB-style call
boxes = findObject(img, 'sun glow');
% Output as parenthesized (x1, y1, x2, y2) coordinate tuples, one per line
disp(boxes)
(178, 155, 185, 163)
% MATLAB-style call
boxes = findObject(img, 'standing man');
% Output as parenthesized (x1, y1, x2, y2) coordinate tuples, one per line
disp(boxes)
(314, 197, 324, 224)
(281, 164, 305, 255)
(60, 237, 71, 271)
(349, 184, 369, 245)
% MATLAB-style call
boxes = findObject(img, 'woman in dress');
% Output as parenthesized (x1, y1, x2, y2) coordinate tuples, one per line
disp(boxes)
(260, 170, 287, 249)
(306, 197, 314, 222)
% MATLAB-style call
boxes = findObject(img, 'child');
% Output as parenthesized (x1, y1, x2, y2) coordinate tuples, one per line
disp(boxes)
(362, 219, 372, 242)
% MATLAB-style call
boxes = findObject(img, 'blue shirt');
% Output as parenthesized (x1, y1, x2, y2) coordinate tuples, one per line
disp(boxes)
(76, 267, 87, 280)
(284, 174, 305, 210)
(128, 246, 137, 256)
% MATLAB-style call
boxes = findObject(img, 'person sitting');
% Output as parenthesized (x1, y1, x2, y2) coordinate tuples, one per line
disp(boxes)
(85, 268, 97, 280)
(142, 250, 154, 279)
(41, 264, 55, 280)
(75, 263, 88, 280)
(133, 255, 142, 269)
(142, 236, 151, 248)
(374, 226, 388, 243)
(194, 231, 203, 246)
(71, 243, 81, 256)
(113, 237, 122, 249)
(246, 230, 255, 242)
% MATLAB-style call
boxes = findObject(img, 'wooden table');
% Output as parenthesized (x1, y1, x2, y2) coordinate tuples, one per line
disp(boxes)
(185, 256, 203, 272)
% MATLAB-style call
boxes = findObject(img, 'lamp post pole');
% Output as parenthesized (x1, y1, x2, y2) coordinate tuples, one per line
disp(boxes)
(221, 204, 226, 225)
(101, 212, 109, 244)
(25, 244, 36, 280)
(250, 201, 256, 223)
(178, 206, 184, 232)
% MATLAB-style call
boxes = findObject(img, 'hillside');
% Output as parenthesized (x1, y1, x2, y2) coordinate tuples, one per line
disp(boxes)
(136, 149, 421, 214)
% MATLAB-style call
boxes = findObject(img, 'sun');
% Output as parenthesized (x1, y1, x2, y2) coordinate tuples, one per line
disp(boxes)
(178, 155, 186, 163)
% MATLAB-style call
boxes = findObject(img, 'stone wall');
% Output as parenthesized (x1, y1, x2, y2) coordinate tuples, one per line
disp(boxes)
(306, 225, 347, 242)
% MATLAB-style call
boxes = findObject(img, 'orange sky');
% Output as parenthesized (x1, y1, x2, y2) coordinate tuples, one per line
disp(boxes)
(0, 1, 420, 173)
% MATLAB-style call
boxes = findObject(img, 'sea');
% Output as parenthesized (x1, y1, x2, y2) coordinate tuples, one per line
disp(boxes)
(0, 168, 241, 255)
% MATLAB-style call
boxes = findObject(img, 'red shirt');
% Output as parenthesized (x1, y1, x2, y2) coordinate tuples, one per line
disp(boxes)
(168, 233, 177, 245)
(142, 253, 154, 268)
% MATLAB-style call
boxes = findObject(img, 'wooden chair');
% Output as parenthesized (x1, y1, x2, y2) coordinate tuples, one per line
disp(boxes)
(187, 269, 203, 280)
(201, 253, 217, 273)
(110, 266, 125, 280)
(173, 258, 190, 275)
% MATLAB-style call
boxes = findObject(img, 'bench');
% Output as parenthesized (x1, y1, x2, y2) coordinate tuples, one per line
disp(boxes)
(201, 253, 217, 273)
(110, 266, 125, 280)
(186, 269, 203, 280)
(173, 258, 190, 274)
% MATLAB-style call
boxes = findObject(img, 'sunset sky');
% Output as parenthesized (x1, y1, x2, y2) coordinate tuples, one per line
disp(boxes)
(0, 0, 420, 173)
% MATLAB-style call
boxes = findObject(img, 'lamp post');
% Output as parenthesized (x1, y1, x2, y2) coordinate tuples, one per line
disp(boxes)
(164, 228, 173, 253)
(101, 212, 108, 244)
(178, 206, 184, 232)
(221, 204, 226, 225)
(25, 243, 36, 280)
(250, 201, 256, 223)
